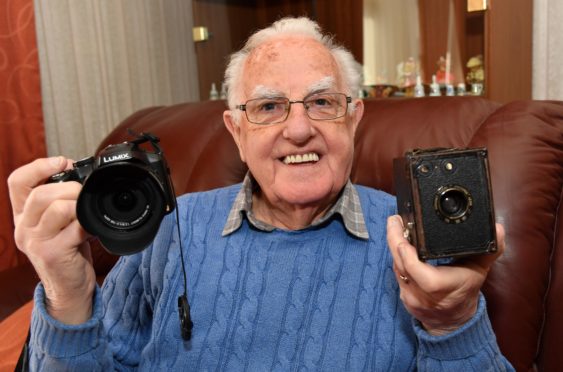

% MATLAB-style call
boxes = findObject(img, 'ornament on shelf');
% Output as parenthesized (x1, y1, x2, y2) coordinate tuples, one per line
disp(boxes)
(429, 75, 441, 97)
(466, 55, 484, 96)
(397, 57, 418, 88)
(457, 83, 467, 96)
(414, 75, 425, 97)
(436, 56, 455, 85)
(209, 83, 219, 100)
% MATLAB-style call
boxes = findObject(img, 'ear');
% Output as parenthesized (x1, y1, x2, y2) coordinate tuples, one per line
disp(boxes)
(223, 110, 247, 163)
(350, 98, 364, 134)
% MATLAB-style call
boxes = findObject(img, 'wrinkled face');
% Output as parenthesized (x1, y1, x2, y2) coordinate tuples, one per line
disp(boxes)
(224, 36, 364, 213)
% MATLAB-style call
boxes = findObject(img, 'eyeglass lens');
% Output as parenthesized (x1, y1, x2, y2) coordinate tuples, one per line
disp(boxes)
(244, 93, 348, 124)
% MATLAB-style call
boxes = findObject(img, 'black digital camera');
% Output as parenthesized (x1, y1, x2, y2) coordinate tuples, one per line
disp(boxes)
(48, 132, 175, 255)
(393, 148, 497, 260)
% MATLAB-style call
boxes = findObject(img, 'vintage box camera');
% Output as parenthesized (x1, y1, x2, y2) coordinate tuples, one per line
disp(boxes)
(48, 132, 175, 256)
(393, 148, 497, 260)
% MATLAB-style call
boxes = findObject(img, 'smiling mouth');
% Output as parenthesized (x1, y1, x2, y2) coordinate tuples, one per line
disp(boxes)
(282, 152, 320, 165)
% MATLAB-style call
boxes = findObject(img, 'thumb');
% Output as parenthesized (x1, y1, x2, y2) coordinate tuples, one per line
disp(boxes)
(48, 156, 66, 170)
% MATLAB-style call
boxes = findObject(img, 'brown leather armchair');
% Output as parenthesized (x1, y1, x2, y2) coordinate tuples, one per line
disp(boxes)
(1, 97, 562, 371)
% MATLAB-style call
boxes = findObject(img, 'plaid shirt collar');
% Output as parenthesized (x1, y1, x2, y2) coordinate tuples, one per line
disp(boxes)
(222, 173, 369, 239)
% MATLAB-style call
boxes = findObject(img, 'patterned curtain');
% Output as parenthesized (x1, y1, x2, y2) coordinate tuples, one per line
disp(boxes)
(34, 0, 200, 160)
(0, 0, 46, 270)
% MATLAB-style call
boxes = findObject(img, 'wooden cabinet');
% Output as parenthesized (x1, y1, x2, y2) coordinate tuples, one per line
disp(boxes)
(191, 0, 363, 100)
(192, 0, 531, 103)
(418, 0, 532, 103)
(484, 0, 533, 103)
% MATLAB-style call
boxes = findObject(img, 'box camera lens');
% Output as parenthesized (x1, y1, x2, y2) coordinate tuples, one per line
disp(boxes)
(393, 148, 497, 260)
(434, 185, 472, 222)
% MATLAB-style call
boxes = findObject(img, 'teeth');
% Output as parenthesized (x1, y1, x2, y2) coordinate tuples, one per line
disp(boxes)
(283, 153, 319, 164)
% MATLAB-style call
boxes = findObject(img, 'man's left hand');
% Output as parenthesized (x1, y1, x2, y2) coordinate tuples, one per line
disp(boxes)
(386, 215, 505, 336)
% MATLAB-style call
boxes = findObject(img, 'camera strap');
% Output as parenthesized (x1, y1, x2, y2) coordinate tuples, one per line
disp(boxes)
(170, 174, 193, 341)
(127, 129, 193, 340)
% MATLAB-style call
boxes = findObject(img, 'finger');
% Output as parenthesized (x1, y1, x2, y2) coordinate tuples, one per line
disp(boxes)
(495, 223, 506, 255)
(15, 199, 79, 255)
(475, 222, 506, 267)
(387, 215, 409, 275)
(8, 157, 68, 216)
(452, 223, 507, 274)
(397, 283, 425, 309)
(398, 241, 443, 289)
(19, 182, 82, 229)
(392, 262, 407, 285)
(456, 223, 506, 275)
(56, 219, 90, 252)
(37, 200, 79, 236)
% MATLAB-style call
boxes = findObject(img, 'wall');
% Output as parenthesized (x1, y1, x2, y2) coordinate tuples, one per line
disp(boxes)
(0, 0, 45, 269)
(192, 0, 362, 100)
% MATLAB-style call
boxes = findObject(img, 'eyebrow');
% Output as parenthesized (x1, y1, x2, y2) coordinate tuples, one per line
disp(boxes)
(306, 76, 336, 95)
(250, 86, 284, 99)
(249, 76, 337, 100)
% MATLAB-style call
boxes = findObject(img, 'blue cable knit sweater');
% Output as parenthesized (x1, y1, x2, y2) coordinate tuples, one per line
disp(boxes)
(30, 184, 513, 371)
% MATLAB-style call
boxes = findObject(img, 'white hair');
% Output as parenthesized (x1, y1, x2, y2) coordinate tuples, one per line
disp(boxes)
(224, 17, 362, 121)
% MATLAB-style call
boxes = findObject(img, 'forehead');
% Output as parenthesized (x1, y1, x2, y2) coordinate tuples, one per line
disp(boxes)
(242, 36, 342, 98)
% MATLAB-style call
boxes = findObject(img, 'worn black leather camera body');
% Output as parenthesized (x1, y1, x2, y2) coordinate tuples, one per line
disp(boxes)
(393, 148, 497, 260)
(48, 132, 175, 255)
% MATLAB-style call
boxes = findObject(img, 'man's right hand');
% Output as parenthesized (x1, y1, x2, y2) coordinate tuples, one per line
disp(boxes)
(8, 157, 96, 324)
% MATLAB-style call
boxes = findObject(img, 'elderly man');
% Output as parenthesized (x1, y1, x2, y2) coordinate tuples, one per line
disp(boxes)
(8, 17, 513, 370)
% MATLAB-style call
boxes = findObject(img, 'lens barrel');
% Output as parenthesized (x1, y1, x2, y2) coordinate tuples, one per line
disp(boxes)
(77, 162, 169, 255)
(434, 185, 473, 223)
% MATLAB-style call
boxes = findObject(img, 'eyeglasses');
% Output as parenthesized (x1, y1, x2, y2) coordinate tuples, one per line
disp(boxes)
(236, 92, 352, 125)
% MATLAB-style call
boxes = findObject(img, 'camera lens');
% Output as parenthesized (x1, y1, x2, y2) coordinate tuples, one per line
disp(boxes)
(434, 185, 473, 223)
(77, 162, 168, 255)
(98, 177, 151, 229)
(440, 190, 465, 215)
(114, 191, 136, 211)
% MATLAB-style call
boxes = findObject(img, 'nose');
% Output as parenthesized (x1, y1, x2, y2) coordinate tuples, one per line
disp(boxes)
(282, 102, 315, 143)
